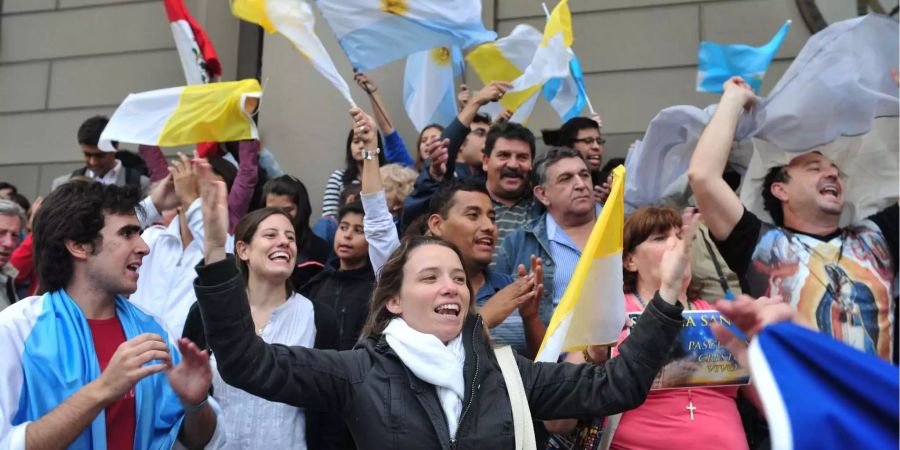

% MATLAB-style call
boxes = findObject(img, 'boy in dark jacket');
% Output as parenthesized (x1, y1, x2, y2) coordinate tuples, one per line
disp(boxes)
(301, 202, 375, 351)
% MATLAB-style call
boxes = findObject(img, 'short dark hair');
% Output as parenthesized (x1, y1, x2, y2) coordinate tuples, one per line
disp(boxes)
(33, 182, 142, 293)
(78, 115, 115, 148)
(762, 165, 790, 227)
(263, 175, 313, 245)
(531, 147, 588, 186)
(557, 117, 600, 147)
(428, 178, 490, 219)
(337, 201, 365, 222)
(6, 192, 30, 214)
(471, 113, 491, 126)
(484, 122, 535, 159)
(0, 182, 18, 195)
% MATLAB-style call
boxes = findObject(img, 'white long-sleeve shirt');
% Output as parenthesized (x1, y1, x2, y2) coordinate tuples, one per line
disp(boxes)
(361, 190, 401, 277)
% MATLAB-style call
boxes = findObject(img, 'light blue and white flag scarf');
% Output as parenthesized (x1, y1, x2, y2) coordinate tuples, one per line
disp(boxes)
(13, 289, 185, 449)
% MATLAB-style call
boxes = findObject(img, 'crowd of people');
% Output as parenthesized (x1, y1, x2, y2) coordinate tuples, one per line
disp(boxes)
(0, 61, 896, 450)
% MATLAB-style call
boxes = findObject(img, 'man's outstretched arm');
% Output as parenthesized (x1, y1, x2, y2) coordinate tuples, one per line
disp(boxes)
(688, 77, 755, 240)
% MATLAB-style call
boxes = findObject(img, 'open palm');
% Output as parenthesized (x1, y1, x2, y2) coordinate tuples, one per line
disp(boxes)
(166, 338, 211, 406)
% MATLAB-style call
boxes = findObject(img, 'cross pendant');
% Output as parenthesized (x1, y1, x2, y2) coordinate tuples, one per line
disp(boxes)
(686, 401, 697, 421)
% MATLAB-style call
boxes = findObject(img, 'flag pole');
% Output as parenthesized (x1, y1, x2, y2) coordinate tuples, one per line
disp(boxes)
(542, 2, 596, 116)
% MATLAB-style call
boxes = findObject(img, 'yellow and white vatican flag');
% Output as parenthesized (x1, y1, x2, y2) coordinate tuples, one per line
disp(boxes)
(536, 165, 628, 363)
(466, 24, 543, 116)
(98, 79, 261, 151)
(232, 0, 354, 106)
(508, 0, 573, 97)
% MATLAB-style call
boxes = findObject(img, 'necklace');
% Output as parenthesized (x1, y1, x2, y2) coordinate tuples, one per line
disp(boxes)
(686, 389, 696, 421)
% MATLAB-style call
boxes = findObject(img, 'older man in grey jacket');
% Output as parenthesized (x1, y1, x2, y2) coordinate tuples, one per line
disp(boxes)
(0, 199, 25, 310)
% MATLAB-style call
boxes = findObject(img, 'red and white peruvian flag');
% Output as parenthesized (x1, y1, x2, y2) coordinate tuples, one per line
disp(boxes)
(164, 0, 222, 85)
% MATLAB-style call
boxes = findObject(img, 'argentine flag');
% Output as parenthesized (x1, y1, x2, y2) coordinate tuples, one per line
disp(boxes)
(403, 46, 463, 132)
(543, 55, 588, 122)
(315, 0, 495, 72)
(697, 20, 791, 93)
(749, 322, 899, 449)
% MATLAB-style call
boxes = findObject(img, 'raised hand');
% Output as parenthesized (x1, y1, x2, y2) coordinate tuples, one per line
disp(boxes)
(711, 294, 803, 368)
(198, 160, 228, 262)
(95, 333, 171, 403)
(494, 108, 513, 124)
(721, 76, 756, 110)
(149, 173, 177, 213)
(480, 272, 538, 328)
(427, 138, 451, 182)
(166, 338, 212, 406)
(169, 152, 199, 209)
(593, 175, 612, 205)
(658, 208, 702, 304)
(517, 256, 544, 321)
(350, 107, 378, 149)
(457, 84, 470, 108)
(589, 112, 603, 128)
(353, 71, 378, 94)
(472, 81, 512, 106)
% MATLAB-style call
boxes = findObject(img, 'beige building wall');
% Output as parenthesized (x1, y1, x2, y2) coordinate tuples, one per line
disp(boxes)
(0, 0, 836, 215)
(0, 0, 243, 201)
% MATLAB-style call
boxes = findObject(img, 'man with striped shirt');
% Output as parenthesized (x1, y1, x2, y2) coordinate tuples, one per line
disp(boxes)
(494, 148, 601, 327)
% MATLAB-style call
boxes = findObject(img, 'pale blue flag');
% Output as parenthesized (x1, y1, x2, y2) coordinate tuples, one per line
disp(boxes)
(315, 0, 496, 72)
(543, 55, 587, 122)
(697, 20, 791, 93)
(403, 46, 463, 132)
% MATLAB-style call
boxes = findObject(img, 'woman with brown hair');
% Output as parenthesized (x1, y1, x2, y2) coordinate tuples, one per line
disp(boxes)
(189, 111, 695, 448)
(181, 207, 341, 449)
(605, 205, 755, 450)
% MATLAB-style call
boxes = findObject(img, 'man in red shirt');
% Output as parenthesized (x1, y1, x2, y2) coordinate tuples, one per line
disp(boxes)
(0, 179, 221, 449)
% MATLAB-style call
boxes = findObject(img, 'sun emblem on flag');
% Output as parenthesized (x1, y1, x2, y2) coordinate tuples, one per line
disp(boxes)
(381, 0, 408, 15)
(430, 47, 452, 66)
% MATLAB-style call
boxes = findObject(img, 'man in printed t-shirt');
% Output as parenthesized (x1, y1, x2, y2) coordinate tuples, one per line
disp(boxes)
(688, 77, 897, 361)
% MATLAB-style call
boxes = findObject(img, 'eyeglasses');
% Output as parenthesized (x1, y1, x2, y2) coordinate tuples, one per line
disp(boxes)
(573, 137, 605, 146)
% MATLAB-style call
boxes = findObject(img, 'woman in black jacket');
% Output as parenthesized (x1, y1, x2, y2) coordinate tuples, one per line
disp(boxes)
(192, 155, 694, 449)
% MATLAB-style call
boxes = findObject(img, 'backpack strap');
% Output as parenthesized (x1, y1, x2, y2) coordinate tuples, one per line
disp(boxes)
(494, 346, 536, 450)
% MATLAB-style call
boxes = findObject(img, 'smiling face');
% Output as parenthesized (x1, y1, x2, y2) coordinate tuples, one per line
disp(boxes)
(428, 190, 497, 272)
(534, 157, 594, 219)
(236, 214, 297, 283)
(386, 244, 471, 343)
(775, 152, 845, 222)
(82, 213, 148, 295)
(482, 137, 533, 202)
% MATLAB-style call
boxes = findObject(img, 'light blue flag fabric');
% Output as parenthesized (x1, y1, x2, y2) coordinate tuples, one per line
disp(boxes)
(697, 20, 792, 93)
(403, 46, 463, 132)
(748, 322, 899, 450)
(315, 0, 496, 72)
(13, 290, 185, 449)
(543, 55, 588, 122)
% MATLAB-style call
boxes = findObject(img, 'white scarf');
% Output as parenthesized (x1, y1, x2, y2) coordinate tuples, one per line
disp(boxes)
(383, 318, 466, 439)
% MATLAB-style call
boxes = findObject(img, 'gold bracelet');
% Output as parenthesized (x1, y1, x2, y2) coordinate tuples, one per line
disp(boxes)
(582, 347, 594, 364)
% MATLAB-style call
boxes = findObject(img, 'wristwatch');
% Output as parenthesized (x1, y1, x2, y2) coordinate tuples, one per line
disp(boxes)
(361, 147, 381, 160)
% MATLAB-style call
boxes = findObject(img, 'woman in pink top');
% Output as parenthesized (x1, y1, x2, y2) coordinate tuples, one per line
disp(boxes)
(608, 205, 751, 450)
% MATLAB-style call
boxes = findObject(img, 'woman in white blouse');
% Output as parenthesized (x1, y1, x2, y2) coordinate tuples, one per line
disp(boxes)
(182, 207, 342, 449)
